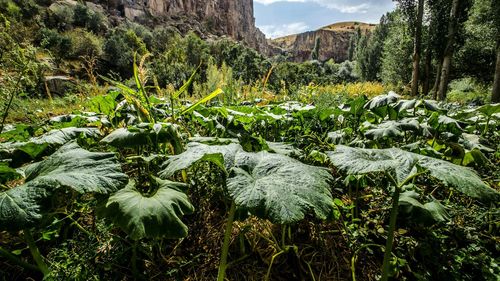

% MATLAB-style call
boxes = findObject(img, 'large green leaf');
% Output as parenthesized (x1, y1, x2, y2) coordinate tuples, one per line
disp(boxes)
(0, 128, 100, 165)
(23, 142, 128, 194)
(161, 143, 335, 224)
(477, 103, 500, 117)
(327, 145, 499, 202)
(416, 156, 497, 201)
(101, 123, 182, 153)
(102, 178, 194, 240)
(364, 122, 404, 140)
(364, 92, 400, 110)
(30, 127, 101, 145)
(327, 145, 418, 186)
(227, 151, 334, 224)
(160, 142, 241, 178)
(0, 183, 49, 231)
(0, 162, 21, 183)
(0, 142, 128, 231)
(428, 113, 462, 135)
(398, 191, 449, 225)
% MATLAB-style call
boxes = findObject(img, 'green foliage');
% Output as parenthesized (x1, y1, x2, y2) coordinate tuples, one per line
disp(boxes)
(66, 28, 103, 59)
(103, 24, 149, 77)
(447, 78, 491, 104)
(380, 10, 413, 85)
(102, 179, 194, 240)
(311, 37, 321, 61)
(327, 145, 498, 202)
(38, 27, 73, 61)
(161, 141, 335, 224)
(398, 190, 450, 225)
(454, 0, 497, 81)
(101, 123, 182, 153)
(356, 14, 390, 81)
(72, 3, 107, 34)
(227, 150, 334, 224)
(0, 142, 128, 231)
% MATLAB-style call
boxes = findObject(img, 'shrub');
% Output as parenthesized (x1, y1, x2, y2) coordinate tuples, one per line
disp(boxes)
(103, 25, 149, 77)
(66, 28, 103, 59)
(38, 28, 73, 62)
(337, 61, 359, 82)
(447, 78, 490, 105)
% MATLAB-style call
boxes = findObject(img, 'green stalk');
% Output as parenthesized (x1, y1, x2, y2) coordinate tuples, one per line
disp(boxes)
(217, 201, 236, 281)
(0, 245, 39, 272)
(482, 116, 491, 136)
(24, 230, 50, 277)
(380, 186, 401, 281)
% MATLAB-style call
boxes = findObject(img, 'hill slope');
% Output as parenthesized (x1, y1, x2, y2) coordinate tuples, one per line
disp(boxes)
(271, 21, 376, 62)
(88, 0, 270, 53)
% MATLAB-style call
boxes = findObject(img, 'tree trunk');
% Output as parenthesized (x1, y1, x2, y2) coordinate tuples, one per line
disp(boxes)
(492, 42, 500, 103)
(423, 47, 432, 96)
(432, 59, 442, 100)
(411, 0, 425, 97)
(437, 0, 460, 101)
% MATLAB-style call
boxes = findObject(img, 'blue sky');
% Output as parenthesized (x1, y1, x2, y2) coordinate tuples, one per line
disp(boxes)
(254, 0, 396, 38)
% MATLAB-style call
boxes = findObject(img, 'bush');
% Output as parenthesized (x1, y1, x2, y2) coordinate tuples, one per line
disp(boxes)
(66, 29, 103, 59)
(337, 61, 359, 82)
(447, 77, 490, 105)
(73, 3, 107, 34)
(38, 28, 72, 62)
(103, 25, 149, 77)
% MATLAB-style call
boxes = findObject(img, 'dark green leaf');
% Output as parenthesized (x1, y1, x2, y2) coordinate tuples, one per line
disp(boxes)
(102, 178, 194, 240)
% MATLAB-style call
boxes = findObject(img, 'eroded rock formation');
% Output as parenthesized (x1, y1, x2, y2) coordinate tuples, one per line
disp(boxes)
(271, 22, 376, 63)
(93, 0, 269, 53)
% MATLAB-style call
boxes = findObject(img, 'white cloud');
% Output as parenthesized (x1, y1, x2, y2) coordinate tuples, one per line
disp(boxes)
(332, 3, 370, 13)
(258, 22, 310, 39)
(254, 0, 372, 14)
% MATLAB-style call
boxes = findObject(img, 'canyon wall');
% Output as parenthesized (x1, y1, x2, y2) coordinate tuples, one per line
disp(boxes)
(94, 0, 269, 53)
(271, 22, 376, 62)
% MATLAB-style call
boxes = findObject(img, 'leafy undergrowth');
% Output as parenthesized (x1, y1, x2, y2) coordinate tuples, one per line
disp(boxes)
(0, 86, 499, 281)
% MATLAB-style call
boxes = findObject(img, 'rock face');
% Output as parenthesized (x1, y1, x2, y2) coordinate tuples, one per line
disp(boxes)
(271, 22, 376, 63)
(94, 0, 269, 53)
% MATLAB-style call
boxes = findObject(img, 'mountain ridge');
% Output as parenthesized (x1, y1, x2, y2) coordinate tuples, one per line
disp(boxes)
(86, 0, 271, 53)
(270, 21, 376, 62)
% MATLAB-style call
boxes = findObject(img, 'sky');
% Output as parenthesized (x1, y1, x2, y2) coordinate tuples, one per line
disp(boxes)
(254, 0, 397, 39)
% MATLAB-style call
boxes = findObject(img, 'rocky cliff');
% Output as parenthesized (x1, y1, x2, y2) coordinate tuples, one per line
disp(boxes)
(92, 0, 269, 53)
(271, 22, 376, 63)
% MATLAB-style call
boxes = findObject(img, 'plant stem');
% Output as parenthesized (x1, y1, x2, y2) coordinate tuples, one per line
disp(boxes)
(483, 116, 490, 136)
(217, 201, 236, 281)
(380, 186, 401, 281)
(0, 245, 39, 272)
(24, 230, 50, 277)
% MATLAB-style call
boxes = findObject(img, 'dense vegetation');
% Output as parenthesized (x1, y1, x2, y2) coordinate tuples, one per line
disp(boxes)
(0, 0, 499, 281)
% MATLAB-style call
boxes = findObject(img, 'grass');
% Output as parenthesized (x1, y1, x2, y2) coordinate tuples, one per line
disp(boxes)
(5, 94, 85, 124)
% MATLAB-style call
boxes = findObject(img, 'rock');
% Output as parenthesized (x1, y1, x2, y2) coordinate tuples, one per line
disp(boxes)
(44, 76, 76, 97)
(94, 0, 271, 54)
(271, 21, 376, 63)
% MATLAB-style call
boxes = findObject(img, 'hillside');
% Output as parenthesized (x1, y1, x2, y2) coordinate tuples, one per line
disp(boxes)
(68, 0, 271, 53)
(271, 21, 376, 62)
